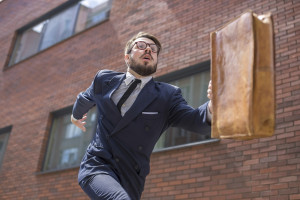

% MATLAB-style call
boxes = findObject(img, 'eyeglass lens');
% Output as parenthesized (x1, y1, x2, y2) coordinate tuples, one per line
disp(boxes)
(136, 41, 158, 52)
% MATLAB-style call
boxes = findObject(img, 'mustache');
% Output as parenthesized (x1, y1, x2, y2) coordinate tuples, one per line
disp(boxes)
(140, 52, 153, 60)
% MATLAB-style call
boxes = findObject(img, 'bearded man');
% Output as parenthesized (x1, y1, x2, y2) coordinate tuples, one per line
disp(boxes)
(71, 32, 213, 200)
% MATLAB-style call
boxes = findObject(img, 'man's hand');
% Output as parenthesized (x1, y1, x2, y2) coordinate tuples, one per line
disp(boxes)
(71, 114, 87, 132)
(207, 80, 213, 114)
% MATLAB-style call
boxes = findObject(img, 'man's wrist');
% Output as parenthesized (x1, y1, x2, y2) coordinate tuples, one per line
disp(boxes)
(71, 115, 78, 122)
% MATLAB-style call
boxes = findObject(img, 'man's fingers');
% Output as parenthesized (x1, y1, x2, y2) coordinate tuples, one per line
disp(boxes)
(207, 80, 212, 100)
(80, 114, 88, 121)
(81, 115, 87, 120)
(71, 114, 88, 132)
(207, 89, 212, 99)
(208, 80, 212, 89)
(207, 80, 213, 114)
(78, 122, 87, 132)
(81, 126, 86, 132)
(73, 120, 87, 132)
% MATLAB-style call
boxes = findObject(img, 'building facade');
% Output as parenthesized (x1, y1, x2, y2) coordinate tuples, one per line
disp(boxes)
(0, 0, 299, 199)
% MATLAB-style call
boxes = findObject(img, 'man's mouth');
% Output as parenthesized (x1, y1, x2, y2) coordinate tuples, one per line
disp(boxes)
(141, 54, 152, 61)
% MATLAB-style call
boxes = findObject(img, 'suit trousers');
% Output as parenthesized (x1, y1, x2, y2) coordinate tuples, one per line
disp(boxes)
(81, 174, 131, 200)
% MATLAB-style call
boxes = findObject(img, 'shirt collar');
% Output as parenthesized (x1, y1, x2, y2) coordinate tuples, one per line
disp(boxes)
(125, 71, 152, 88)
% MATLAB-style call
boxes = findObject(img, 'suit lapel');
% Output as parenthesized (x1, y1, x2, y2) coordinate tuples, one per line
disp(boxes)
(103, 73, 125, 95)
(102, 73, 126, 114)
(111, 79, 158, 136)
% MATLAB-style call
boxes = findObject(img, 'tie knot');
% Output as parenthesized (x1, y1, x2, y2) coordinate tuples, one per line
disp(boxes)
(134, 79, 141, 84)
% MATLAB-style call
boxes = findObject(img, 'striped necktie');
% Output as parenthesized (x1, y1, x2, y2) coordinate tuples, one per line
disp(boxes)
(117, 79, 141, 111)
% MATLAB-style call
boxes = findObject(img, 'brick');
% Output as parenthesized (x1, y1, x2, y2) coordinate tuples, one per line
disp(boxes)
(277, 131, 295, 139)
(279, 187, 299, 195)
(175, 194, 188, 199)
(287, 158, 300, 165)
(279, 176, 298, 183)
(277, 164, 297, 171)
(242, 192, 261, 198)
(252, 185, 269, 192)
(188, 192, 203, 199)
(260, 167, 277, 174)
(252, 152, 268, 159)
(270, 183, 289, 190)
(196, 176, 211, 182)
(244, 159, 259, 166)
(290, 194, 300, 200)
(203, 191, 218, 197)
(260, 156, 277, 163)
(286, 125, 300, 132)
(286, 135, 300, 143)
(261, 190, 278, 196)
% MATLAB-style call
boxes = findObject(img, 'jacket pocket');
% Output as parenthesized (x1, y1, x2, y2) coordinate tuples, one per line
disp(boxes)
(139, 112, 161, 120)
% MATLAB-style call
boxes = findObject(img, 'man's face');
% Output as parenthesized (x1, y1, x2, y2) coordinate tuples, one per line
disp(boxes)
(125, 37, 158, 76)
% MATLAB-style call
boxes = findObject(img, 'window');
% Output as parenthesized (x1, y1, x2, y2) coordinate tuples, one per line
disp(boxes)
(154, 62, 211, 151)
(8, 0, 112, 66)
(43, 106, 97, 171)
(0, 126, 11, 168)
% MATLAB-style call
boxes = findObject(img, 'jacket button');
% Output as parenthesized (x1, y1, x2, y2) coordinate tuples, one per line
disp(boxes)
(134, 165, 139, 170)
(134, 165, 140, 173)
(138, 146, 143, 151)
(145, 126, 150, 131)
(115, 158, 119, 162)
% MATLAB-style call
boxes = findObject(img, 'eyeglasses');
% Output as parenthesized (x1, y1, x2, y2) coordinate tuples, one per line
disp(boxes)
(132, 41, 159, 53)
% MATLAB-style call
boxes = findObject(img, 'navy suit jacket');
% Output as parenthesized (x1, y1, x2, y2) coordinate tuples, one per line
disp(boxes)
(72, 70, 211, 199)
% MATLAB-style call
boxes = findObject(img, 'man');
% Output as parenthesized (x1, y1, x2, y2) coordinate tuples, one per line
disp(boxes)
(71, 32, 213, 200)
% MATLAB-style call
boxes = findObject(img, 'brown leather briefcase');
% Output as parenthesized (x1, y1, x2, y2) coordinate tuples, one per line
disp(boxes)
(210, 11, 275, 140)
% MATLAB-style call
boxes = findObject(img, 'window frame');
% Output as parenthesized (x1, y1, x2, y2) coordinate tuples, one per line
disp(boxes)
(153, 61, 219, 153)
(41, 106, 97, 173)
(4, 0, 112, 69)
(0, 126, 12, 169)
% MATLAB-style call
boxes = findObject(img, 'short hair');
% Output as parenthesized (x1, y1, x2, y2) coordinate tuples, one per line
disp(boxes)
(124, 32, 162, 55)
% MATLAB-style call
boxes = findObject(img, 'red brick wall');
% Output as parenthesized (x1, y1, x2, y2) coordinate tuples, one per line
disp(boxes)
(0, 0, 299, 199)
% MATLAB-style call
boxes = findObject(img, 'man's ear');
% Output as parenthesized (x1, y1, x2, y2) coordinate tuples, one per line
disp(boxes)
(124, 54, 129, 63)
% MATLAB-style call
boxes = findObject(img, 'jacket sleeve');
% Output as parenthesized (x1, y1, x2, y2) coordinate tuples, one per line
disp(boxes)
(167, 87, 211, 133)
(72, 71, 100, 120)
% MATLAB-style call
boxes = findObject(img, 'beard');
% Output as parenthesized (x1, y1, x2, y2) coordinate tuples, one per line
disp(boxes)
(128, 55, 157, 76)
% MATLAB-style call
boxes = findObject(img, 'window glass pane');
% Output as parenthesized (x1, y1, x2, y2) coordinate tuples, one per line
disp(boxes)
(154, 69, 211, 150)
(0, 131, 10, 168)
(75, 0, 111, 33)
(9, 21, 46, 64)
(40, 4, 78, 50)
(9, 0, 112, 66)
(43, 107, 97, 171)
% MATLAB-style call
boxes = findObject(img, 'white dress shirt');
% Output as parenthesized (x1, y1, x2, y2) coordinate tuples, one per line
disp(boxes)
(112, 71, 152, 116)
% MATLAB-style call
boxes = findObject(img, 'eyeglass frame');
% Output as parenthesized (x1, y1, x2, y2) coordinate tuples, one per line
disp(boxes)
(130, 41, 160, 53)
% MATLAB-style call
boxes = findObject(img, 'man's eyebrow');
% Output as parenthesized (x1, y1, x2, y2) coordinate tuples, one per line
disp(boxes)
(135, 40, 156, 44)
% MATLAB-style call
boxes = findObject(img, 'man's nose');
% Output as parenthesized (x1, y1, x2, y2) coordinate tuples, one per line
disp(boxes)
(145, 47, 152, 53)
